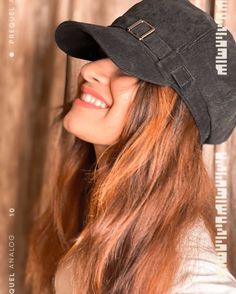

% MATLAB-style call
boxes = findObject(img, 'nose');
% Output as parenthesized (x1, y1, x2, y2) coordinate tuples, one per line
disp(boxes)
(80, 59, 110, 85)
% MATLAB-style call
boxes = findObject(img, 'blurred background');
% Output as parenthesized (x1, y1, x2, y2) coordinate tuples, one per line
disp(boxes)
(0, 0, 236, 293)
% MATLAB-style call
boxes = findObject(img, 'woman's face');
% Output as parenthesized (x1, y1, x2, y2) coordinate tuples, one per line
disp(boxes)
(63, 58, 139, 149)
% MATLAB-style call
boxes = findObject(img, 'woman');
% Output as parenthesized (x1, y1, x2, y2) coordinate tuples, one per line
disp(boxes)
(25, 0, 236, 293)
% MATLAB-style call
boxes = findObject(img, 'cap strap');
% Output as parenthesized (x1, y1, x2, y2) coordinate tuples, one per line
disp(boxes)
(171, 66, 193, 88)
(110, 18, 211, 143)
(142, 32, 172, 60)
(110, 18, 172, 60)
(156, 51, 211, 143)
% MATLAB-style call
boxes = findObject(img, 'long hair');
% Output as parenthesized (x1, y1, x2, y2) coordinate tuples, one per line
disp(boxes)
(25, 79, 216, 294)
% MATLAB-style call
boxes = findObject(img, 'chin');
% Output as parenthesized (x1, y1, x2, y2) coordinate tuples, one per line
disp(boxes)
(62, 112, 83, 136)
(63, 113, 73, 133)
(62, 114, 93, 143)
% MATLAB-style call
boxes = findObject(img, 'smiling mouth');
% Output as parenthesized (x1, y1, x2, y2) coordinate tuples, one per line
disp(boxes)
(79, 93, 109, 108)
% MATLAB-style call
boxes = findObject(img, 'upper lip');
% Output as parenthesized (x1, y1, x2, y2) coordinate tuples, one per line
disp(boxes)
(81, 84, 111, 107)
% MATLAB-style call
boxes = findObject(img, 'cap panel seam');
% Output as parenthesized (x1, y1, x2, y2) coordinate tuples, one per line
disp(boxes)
(178, 28, 216, 53)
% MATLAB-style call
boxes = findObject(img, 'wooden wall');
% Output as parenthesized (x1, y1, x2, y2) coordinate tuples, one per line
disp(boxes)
(0, 0, 235, 293)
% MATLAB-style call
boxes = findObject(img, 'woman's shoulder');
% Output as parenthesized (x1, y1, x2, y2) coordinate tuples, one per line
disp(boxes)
(171, 218, 236, 294)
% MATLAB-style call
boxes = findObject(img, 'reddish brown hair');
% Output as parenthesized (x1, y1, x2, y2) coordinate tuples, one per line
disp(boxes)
(25, 80, 216, 293)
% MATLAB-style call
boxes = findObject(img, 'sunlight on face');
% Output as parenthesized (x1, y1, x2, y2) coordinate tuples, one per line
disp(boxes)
(63, 58, 139, 149)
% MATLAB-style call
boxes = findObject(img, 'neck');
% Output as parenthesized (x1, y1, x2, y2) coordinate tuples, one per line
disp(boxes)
(93, 144, 108, 169)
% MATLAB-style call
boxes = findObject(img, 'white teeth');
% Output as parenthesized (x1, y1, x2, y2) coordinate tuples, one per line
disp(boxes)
(80, 93, 108, 108)
(84, 94, 93, 102)
(95, 100, 102, 106)
(100, 102, 106, 108)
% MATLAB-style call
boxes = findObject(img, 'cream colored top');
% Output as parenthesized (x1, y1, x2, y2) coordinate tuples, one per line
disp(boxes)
(170, 218, 236, 293)
(54, 218, 236, 293)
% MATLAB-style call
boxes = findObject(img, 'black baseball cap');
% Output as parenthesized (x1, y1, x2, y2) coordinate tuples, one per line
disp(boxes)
(54, 0, 236, 145)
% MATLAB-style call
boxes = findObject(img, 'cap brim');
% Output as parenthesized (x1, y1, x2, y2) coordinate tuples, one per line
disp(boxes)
(54, 20, 167, 85)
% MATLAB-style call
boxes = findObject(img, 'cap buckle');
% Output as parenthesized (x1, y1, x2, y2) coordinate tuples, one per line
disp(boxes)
(127, 19, 155, 41)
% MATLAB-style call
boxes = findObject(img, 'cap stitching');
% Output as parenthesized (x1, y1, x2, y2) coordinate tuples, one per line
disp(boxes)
(171, 66, 194, 88)
(178, 28, 216, 53)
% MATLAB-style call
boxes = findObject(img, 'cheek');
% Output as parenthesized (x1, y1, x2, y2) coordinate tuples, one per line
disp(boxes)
(102, 95, 133, 136)
(62, 105, 127, 145)
(63, 105, 107, 143)
(107, 82, 138, 123)
(62, 86, 137, 145)
(96, 87, 138, 144)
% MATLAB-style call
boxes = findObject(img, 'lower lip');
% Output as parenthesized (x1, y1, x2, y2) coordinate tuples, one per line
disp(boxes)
(73, 98, 108, 109)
